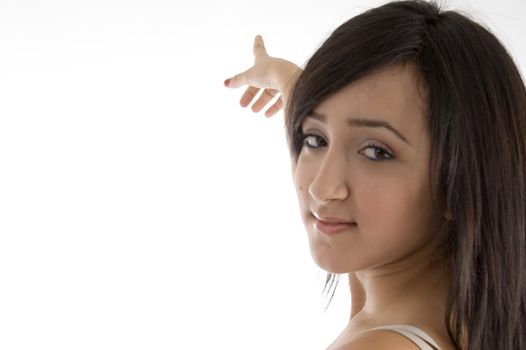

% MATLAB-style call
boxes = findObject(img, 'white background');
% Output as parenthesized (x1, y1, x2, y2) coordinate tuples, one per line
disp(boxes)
(0, 0, 524, 349)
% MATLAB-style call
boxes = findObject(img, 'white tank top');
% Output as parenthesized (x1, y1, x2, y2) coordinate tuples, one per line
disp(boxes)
(366, 324, 441, 350)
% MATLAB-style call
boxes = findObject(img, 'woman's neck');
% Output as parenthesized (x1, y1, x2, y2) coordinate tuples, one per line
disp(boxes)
(349, 247, 450, 327)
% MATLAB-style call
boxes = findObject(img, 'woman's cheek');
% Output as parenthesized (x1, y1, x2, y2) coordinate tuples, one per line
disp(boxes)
(358, 181, 410, 235)
(293, 161, 314, 212)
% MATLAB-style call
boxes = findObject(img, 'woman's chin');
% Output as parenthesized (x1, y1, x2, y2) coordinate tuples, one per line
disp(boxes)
(310, 253, 353, 274)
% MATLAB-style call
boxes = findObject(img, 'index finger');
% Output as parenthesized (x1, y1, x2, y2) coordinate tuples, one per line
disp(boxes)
(224, 70, 249, 88)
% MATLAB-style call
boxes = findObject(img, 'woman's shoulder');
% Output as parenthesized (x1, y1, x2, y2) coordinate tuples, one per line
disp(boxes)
(332, 324, 448, 350)
(333, 329, 425, 350)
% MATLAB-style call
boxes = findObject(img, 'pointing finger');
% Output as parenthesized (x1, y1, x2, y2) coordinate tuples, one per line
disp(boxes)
(224, 70, 249, 89)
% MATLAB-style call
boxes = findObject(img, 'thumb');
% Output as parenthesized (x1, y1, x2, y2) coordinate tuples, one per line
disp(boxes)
(253, 35, 267, 58)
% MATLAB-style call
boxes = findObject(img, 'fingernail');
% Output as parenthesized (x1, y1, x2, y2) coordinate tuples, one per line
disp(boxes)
(224, 78, 230, 86)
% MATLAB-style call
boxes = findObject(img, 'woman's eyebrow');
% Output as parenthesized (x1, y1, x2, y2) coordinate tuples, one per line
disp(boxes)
(305, 112, 411, 146)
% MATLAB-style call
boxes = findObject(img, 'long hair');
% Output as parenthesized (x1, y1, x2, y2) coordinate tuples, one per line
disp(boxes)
(285, 1, 526, 349)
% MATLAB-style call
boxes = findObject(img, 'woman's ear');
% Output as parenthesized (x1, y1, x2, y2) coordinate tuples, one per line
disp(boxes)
(443, 208, 453, 220)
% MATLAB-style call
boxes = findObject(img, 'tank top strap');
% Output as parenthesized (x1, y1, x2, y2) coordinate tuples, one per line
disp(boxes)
(366, 324, 441, 350)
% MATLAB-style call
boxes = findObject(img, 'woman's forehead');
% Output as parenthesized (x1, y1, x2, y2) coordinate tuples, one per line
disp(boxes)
(306, 63, 429, 139)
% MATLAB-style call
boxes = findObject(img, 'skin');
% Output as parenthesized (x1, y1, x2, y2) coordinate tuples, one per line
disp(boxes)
(225, 36, 455, 350)
(224, 35, 301, 117)
(293, 62, 453, 350)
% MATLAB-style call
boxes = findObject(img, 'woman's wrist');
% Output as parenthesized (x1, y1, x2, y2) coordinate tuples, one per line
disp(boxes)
(273, 60, 302, 103)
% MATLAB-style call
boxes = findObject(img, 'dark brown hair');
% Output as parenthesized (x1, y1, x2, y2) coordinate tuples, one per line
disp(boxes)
(285, 1, 526, 349)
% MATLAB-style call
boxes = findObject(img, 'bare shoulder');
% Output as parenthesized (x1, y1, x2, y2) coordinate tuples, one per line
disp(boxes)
(334, 330, 422, 350)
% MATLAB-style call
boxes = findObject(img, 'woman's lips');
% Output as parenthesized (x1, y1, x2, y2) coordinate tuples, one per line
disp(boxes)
(314, 218, 356, 235)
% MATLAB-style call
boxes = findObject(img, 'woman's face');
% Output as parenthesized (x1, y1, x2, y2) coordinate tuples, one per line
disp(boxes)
(293, 63, 443, 273)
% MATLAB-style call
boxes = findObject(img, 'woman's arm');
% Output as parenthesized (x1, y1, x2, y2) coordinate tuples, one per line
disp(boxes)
(224, 35, 302, 117)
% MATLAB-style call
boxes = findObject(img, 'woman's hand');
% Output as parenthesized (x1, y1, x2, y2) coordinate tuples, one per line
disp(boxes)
(224, 35, 301, 117)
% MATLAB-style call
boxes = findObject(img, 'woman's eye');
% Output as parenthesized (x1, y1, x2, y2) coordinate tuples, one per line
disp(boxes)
(360, 143, 394, 161)
(300, 133, 393, 161)
(301, 134, 326, 149)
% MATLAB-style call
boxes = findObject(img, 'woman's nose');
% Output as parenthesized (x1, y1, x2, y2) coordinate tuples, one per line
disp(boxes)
(308, 152, 350, 205)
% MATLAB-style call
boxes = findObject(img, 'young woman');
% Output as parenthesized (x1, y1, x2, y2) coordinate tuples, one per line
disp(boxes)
(224, 1, 526, 349)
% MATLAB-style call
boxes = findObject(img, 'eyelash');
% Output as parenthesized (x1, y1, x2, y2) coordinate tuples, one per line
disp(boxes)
(299, 133, 395, 161)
